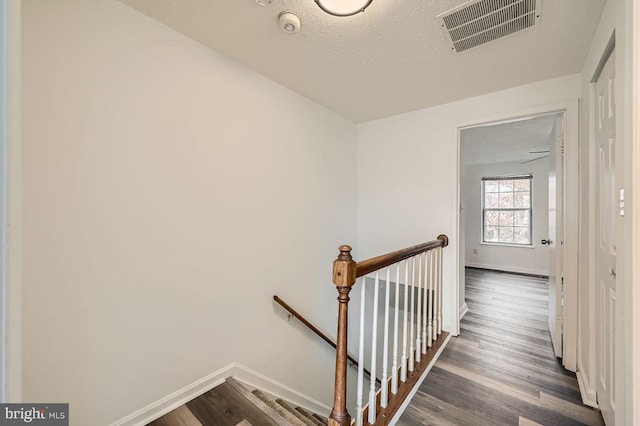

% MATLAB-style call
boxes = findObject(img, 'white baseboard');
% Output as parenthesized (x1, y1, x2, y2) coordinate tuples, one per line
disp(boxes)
(110, 362, 236, 426)
(388, 333, 452, 426)
(459, 303, 469, 320)
(576, 363, 598, 408)
(465, 262, 548, 277)
(109, 362, 331, 426)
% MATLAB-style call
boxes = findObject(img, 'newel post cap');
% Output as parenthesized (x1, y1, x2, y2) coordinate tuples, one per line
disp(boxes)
(332, 245, 356, 288)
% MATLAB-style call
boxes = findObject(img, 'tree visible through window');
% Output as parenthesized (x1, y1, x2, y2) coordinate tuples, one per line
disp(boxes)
(482, 175, 532, 245)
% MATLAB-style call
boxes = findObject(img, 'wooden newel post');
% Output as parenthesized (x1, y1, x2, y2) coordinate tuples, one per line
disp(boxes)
(329, 245, 357, 426)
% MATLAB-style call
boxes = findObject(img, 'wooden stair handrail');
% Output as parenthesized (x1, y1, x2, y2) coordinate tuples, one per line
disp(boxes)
(355, 234, 449, 278)
(329, 234, 449, 426)
(273, 296, 379, 383)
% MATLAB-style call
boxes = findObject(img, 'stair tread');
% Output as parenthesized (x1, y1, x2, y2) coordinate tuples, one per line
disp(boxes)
(251, 390, 308, 426)
(312, 413, 328, 423)
(185, 382, 280, 426)
(225, 378, 292, 426)
(149, 378, 328, 426)
(294, 407, 325, 426)
(275, 400, 318, 426)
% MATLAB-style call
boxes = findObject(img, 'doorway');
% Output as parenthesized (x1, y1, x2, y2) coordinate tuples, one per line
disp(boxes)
(456, 105, 580, 372)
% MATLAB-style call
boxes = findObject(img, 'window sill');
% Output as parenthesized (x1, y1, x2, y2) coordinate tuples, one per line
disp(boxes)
(480, 242, 535, 249)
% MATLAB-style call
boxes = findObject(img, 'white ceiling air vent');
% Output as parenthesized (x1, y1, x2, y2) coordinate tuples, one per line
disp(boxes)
(438, 0, 541, 53)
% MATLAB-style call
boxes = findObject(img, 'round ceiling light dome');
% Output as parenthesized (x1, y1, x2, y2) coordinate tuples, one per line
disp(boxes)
(315, 0, 373, 17)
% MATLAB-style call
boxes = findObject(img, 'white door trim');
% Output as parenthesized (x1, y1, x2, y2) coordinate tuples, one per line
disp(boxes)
(593, 48, 617, 425)
(454, 99, 580, 371)
(1, 0, 8, 402)
(1, 0, 22, 403)
(631, 0, 639, 423)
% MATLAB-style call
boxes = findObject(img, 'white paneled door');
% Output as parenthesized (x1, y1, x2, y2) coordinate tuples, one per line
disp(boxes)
(548, 115, 564, 358)
(595, 50, 617, 426)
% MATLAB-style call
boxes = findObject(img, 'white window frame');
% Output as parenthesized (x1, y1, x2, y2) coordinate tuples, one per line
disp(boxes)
(481, 174, 533, 246)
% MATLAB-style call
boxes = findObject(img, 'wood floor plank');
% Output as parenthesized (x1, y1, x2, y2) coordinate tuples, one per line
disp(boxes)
(396, 389, 497, 426)
(519, 417, 544, 426)
(435, 359, 541, 404)
(539, 392, 604, 426)
(398, 268, 604, 426)
(422, 362, 587, 426)
(147, 406, 203, 426)
(186, 382, 280, 426)
(439, 342, 581, 394)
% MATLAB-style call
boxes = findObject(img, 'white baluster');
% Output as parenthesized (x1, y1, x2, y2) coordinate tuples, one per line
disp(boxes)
(356, 277, 366, 426)
(433, 249, 439, 337)
(432, 249, 438, 340)
(381, 267, 391, 407)
(437, 246, 443, 335)
(427, 250, 434, 348)
(422, 252, 428, 355)
(416, 254, 422, 363)
(391, 263, 400, 394)
(409, 256, 415, 372)
(368, 271, 380, 424)
(401, 260, 408, 382)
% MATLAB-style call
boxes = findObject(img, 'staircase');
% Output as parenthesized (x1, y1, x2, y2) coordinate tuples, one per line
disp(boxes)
(150, 235, 450, 426)
(148, 377, 329, 426)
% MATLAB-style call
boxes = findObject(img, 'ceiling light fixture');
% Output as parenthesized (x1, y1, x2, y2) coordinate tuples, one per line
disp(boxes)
(315, 0, 373, 17)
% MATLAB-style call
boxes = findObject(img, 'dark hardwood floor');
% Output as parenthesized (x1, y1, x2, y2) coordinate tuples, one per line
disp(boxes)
(397, 268, 604, 426)
(147, 378, 328, 426)
(149, 382, 280, 426)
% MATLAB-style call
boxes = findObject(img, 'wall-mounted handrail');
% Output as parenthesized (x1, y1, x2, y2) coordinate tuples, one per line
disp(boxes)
(273, 295, 379, 383)
(274, 295, 336, 350)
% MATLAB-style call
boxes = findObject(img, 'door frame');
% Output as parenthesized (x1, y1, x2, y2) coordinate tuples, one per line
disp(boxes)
(633, 1, 640, 422)
(454, 99, 580, 371)
(592, 46, 618, 423)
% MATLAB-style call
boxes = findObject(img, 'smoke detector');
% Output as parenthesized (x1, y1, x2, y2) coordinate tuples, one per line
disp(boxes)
(438, 0, 542, 53)
(279, 11, 300, 34)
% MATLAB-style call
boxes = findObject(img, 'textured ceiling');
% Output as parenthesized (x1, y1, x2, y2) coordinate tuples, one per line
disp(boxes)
(118, 0, 605, 123)
(461, 114, 558, 165)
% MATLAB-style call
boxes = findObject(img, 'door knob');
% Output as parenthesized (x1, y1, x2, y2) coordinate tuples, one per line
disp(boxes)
(609, 268, 616, 277)
(541, 239, 551, 245)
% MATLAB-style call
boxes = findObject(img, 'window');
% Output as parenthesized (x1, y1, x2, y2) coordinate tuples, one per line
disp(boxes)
(482, 175, 532, 245)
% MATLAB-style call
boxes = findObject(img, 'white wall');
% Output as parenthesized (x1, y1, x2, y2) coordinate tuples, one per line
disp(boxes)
(463, 160, 550, 276)
(577, 0, 636, 421)
(21, 1, 356, 424)
(356, 74, 581, 335)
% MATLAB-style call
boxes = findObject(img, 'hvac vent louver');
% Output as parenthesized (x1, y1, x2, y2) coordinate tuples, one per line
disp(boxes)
(439, 0, 541, 53)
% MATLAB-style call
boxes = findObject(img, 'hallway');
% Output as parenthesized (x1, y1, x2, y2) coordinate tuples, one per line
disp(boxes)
(397, 268, 604, 426)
